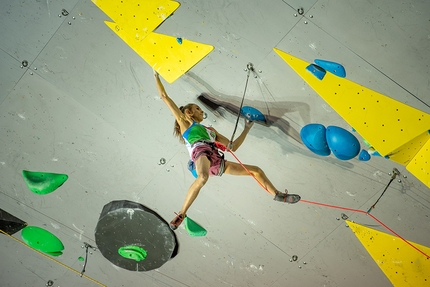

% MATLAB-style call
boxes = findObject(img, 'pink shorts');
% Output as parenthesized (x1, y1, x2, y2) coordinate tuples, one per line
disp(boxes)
(191, 144, 225, 176)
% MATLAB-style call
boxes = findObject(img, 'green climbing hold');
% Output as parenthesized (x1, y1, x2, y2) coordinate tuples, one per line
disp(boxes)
(78, 256, 84, 261)
(45, 251, 63, 256)
(21, 226, 64, 256)
(118, 245, 147, 262)
(22, 170, 68, 195)
(184, 217, 207, 237)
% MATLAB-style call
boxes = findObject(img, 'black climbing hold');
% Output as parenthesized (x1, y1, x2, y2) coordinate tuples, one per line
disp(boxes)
(0, 208, 27, 235)
(95, 200, 179, 271)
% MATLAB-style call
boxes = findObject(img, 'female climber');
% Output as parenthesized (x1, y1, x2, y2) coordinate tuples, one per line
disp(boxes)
(154, 70, 301, 230)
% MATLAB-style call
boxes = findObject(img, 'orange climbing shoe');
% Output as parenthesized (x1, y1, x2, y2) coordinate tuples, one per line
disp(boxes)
(170, 213, 186, 230)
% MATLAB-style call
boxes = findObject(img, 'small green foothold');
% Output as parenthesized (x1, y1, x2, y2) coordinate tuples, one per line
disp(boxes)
(21, 226, 64, 256)
(22, 170, 68, 195)
(78, 256, 84, 261)
(184, 217, 207, 237)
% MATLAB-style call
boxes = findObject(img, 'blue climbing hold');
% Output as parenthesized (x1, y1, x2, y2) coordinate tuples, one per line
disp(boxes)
(176, 37, 182, 44)
(300, 124, 331, 156)
(306, 64, 326, 80)
(241, 106, 266, 122)
(187, 160, 197, 178)
(326, 126, 360, 160)
(358, 149, 371, 161)
(314, 59, 346, 78)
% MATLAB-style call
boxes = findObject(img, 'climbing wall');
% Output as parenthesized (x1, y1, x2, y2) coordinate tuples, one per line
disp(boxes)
(1, 0, 430, 286)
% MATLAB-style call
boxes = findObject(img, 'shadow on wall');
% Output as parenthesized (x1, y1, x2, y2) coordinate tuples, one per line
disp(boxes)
(185, 71, 312, 144)
(183, 71, 355, 169)
(198, 92, 306, 145)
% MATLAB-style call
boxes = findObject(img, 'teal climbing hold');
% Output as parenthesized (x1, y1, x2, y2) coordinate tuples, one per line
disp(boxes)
(22, 170, 68, 195)
(306, 64, 326, 80)
(314, 59, 346, 78)
(240, 106, 266, 122)
(184, 217, 207, 237)
(358, 149, 371, 161)
(326, 126, 360, 160)
(300, 124, 331, 156)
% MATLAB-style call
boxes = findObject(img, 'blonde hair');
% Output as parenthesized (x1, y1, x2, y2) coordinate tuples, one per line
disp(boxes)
(174, 103, 194, 144)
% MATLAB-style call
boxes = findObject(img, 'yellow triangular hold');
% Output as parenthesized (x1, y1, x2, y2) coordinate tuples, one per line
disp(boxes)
(92, 0, 180, 41)
(273, 48, 430, 159)
(92, 0, 213, 83)
(103, 23, 214, 83)
(138, 32, 213, 83)
(406, 135, 430, 188)
(347, 220, 430, 287)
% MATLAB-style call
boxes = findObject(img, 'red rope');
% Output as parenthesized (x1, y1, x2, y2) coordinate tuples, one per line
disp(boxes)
(300, 199, 367, 214)
(225, 147, 430, 259)
(301, 199, 430, 258)
(227, 148, 271, 194)
(366, 213, 430, 258)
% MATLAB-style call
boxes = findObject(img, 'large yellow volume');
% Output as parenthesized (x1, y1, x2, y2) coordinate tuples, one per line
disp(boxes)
(92, 0, 214, 83)
(92, 0, 180, 40)
(347, 220, 430, 287)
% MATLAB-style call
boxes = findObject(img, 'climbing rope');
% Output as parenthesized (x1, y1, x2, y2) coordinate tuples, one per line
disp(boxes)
(367, 168, 400, 214)
(300, 199, 430, 259)
(249, 66, 272, 118)
(229, 63, 253, 146)
(0, 229, 107, 287)
(220, 143, 430, 259)
(229, 62, 303, 143)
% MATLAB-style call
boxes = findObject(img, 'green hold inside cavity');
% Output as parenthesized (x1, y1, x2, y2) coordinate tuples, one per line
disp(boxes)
(22, 170, 68, 195)
(118, 246, 147, 262)
(21, 226, 64, 256)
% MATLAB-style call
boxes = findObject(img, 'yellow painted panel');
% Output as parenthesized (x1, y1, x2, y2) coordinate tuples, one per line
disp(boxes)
(274, 48, 430, 157)
(104, 27, 214, 83)
(347, 220, 430, 287)
(92, 0, 180, 40)
(388, 131, 430, 165)
(407, 135, 430, 188)
(93, 0, 213, 83)
(140, 33, 213, 83)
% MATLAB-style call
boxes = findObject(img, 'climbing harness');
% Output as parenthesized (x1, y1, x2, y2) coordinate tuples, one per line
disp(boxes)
(187, 140, 226, 178)
(194, 140, 225, 159)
